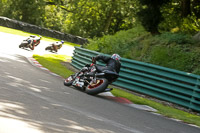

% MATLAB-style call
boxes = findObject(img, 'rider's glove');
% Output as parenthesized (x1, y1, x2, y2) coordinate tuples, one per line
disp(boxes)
(92, 57, 96, 64)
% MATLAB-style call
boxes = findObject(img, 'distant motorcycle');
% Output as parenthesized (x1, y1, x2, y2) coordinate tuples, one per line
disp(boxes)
(64, 58, 119, 95)
(45, 40, 64, 52)
(19, 35, 42, 50)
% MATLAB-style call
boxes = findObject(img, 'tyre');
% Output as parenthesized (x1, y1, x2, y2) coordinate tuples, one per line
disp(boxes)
(85, 78, 108, 95)
(19, 42, 28, 48)
(45, 46, 52, 51)
(64, 76, 74, 86)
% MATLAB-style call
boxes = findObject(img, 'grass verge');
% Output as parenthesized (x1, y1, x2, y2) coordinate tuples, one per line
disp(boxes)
(33, 54, 74, 78)
(34, 54, 200, 127)
(0, 26, 80, 47)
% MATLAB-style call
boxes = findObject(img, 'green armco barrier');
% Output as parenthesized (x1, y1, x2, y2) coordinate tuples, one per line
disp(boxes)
(71, 46, 200, 112)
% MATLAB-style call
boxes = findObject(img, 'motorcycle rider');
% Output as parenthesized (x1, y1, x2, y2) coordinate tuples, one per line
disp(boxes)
(34, 35, 42, 47)
(54, 40, 64, 48)
(92, 54, 121, 74)
(26, 35, 42, 50)
(82, 54, 121, 78)
(84, 54, 121, 91)
(50, 40, 64, 52)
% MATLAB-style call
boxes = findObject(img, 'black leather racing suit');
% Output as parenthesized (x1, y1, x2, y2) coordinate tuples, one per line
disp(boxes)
(94, 55, 121, 73)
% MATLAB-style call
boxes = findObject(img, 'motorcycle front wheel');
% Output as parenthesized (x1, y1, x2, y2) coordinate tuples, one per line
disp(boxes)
(64, 75, 74, 86)
(85, 78, 108, 95)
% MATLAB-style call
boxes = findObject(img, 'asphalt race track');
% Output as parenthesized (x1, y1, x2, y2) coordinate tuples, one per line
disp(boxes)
(0, 31, 200, 133)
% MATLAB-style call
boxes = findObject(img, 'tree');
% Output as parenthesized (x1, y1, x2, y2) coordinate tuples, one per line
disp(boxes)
(0, 0, 11, 16)
(192, 0, 200, 18)
(2, 0, 46, 26)
(181, 0, 191, 17)
(160, 0, 200, 34)
(45, 0, 139, 38)
(137, 0, 170, 35)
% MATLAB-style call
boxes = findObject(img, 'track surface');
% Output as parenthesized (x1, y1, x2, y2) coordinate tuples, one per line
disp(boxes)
(0, 32, 199, 133)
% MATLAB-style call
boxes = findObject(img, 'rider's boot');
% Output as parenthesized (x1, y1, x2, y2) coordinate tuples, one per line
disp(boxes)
(104, 88, 113, 92)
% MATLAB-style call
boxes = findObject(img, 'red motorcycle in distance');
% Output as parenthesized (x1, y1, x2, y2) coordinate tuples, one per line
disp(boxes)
(19, 35, 42, 50)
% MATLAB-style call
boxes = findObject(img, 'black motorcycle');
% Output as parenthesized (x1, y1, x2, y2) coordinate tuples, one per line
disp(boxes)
(64, 59, 119, 95)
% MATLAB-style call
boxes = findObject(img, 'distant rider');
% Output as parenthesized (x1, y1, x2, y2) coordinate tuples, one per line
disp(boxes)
(51, 40, 64, 52)
(26, 35, 42, 50)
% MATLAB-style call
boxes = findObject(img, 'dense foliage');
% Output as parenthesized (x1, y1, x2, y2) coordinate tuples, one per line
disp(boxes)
(0, 0, 199, 37)
(0, 0, 46, 26)
(84, 26, 200, 75)
(0, 0, 139, 38)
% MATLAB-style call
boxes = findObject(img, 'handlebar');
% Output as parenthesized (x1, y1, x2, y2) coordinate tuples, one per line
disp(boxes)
(92, 57, 96, 64)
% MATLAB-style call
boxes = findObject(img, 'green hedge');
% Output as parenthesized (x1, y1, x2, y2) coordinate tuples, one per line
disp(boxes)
(84, 26, 200, 75)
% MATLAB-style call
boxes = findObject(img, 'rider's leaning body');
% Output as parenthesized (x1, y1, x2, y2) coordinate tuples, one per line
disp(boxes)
(93, 54, 121, 73)
(26, 35, 42, 50)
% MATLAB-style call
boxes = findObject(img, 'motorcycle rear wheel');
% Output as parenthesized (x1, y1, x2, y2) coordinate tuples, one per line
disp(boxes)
(45, 46, 53, 51)
(85, 78, 108, 95)
(19, 42, 28, 48)
(64, 76, 74, 86)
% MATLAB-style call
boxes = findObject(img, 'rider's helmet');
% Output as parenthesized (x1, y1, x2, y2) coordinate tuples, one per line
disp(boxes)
(30, 35, 36, 38)
(111, 54, 121, 61)
(39, 35, 42, 39)
(61, 40, 64, 44)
